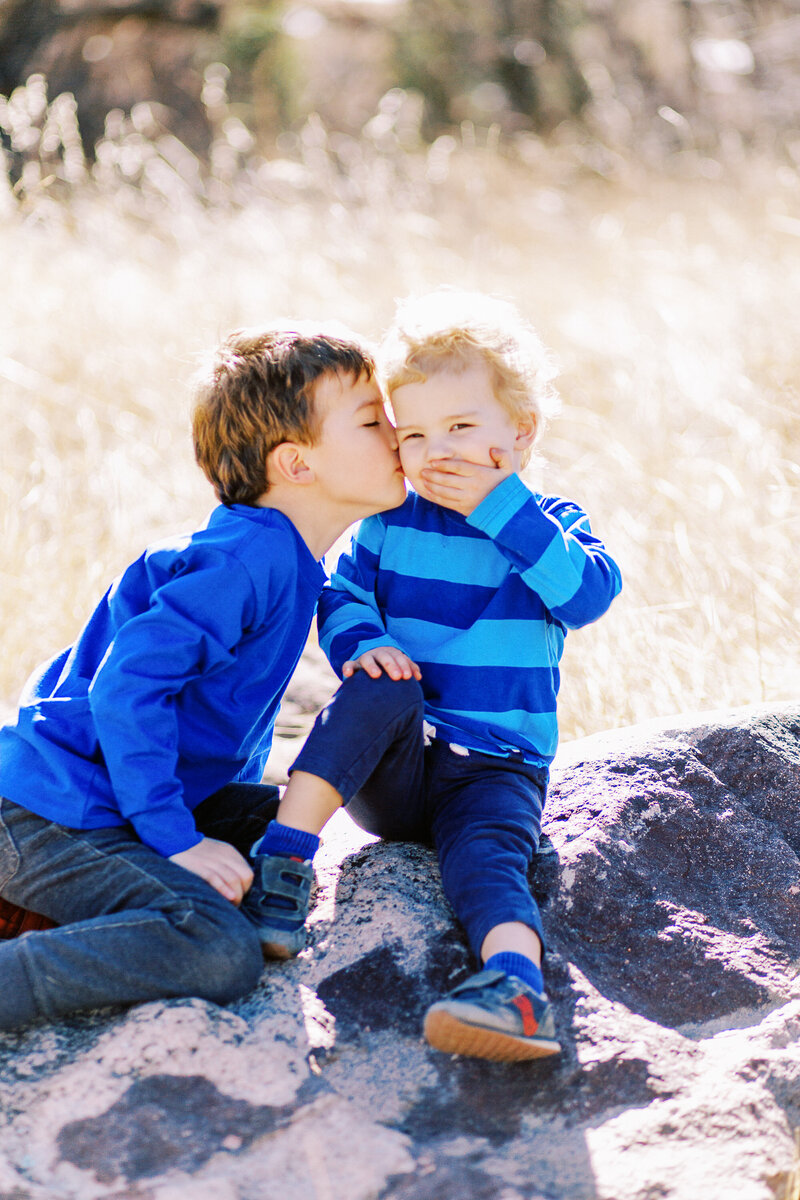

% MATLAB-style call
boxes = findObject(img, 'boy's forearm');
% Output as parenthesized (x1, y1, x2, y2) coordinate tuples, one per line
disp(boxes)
(317, 514, 393, 673)
(90, 671, 203, 856)
(317, 581, 389, 675)
(87, 551, 257, 856)
(467, 474, 622, 627)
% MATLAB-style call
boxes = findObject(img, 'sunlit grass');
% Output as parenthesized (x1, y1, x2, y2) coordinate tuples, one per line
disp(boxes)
(1, 84, 798, 746)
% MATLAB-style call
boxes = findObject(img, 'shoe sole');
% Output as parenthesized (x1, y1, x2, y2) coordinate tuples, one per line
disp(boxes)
(258, 938, 298, 961)
(424, 1009, 561, 1062)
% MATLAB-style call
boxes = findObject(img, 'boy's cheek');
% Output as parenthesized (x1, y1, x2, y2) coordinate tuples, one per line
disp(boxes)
(397, 449, 416, 478)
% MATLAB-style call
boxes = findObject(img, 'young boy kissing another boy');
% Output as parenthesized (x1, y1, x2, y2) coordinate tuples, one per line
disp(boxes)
(244, 291, 623, 1063)
(0, 326, 405, 1029)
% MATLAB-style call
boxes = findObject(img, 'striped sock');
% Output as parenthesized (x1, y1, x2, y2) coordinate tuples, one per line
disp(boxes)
(485, 951, 544, 996)
(253, 820, 320, 862)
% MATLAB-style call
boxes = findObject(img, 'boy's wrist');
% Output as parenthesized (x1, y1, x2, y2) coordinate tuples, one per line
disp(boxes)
(347, 635, 402, 663)
(466, 472, 530, 534)
(137, 821, 203, 859)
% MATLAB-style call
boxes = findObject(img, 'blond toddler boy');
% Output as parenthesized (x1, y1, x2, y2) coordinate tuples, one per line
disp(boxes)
(243, 293, 622, 1062)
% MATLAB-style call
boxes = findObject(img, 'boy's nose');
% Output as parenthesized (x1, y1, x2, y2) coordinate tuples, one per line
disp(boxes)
(381, 413, 399, 452)
(425, 436, 452, 461)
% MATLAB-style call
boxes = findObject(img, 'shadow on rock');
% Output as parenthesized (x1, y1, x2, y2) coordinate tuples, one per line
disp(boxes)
(316, 929, 471, 1041)
(57, 1073, 314, 1182)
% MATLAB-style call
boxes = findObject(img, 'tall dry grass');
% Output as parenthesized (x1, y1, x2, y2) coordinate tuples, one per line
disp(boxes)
(1, 78, 798, 746)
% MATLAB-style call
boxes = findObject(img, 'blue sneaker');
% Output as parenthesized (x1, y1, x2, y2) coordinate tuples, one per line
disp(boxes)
(240, 854, 314, 959)
(423, 968, 561, 1062)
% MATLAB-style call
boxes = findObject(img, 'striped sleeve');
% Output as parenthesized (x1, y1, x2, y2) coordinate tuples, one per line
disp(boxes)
(317, 515, 403, 677)
(466, 474, 622, 629)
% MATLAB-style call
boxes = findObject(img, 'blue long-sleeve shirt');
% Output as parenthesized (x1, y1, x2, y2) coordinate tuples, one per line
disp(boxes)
(318, 474, 621, 768)
(0, 504, 325, 856)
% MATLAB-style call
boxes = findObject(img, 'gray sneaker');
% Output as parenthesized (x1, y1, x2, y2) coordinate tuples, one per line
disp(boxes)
(240, 853, 314, 959)
(424, 968, 561, 1062)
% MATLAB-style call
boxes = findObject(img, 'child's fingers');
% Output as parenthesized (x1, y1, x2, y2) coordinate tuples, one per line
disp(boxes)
(383, 650, 422, 680)
(374, 648, 410, 679)
(372, 651, 400, 678)
(209, 871, 239, 903)
(424, 478, 467, 501)
(219, 875, 249, 905)
(170, 839, 254, 905)
(359, 652, 385, 679)
(424, 458, 475, 476)
(422, 472, 465, 490)
(396, 652, 422, 680)
(233, 856, 255, 895)
(213, 859, 253, 906)
(424, 472, 464, 490)
(422, 469, 481, 494)
(344, 648, 421, 681)
(343, 653, 395, 678)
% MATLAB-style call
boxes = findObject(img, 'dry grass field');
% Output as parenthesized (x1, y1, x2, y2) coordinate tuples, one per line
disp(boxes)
(1, 97, 798, 743)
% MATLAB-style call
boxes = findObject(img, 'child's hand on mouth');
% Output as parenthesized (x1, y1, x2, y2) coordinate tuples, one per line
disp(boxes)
(420, 447, 513, 516)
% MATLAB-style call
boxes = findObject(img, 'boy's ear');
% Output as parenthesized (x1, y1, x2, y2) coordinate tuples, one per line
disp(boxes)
(266, 442, 315, 487)
(514, 415, 537, 450)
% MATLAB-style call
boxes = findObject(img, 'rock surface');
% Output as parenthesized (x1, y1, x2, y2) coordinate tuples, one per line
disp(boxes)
(1, 699, 799, 1200)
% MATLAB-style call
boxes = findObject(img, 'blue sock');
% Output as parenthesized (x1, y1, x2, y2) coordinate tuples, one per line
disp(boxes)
(253, 820, 320, 862)
(485, 951, 544, 995)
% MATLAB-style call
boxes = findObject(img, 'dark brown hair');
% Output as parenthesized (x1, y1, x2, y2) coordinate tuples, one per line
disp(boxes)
(192, 326, 375, 506)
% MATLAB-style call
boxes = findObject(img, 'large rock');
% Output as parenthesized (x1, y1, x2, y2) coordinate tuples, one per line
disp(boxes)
(0, 700, 799, 1199)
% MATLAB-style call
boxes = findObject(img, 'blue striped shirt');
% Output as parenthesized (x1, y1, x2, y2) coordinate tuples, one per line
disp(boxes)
(318, 474, 622, 768)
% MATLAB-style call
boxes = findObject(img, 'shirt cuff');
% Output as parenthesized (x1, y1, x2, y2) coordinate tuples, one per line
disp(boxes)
(132, 809, 203, 858)
(467, 473, 533, 538)
(350, 635, 403, 662)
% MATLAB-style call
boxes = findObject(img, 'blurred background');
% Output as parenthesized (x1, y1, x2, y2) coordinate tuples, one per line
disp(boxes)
(1, 0, 798, 751)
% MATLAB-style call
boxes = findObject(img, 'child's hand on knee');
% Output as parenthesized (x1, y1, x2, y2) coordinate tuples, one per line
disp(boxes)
(169, 837, 254, 905)
(343, 646, 422, 682)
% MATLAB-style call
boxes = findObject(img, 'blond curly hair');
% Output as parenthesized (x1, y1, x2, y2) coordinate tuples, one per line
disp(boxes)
(380, 289, 559, 467)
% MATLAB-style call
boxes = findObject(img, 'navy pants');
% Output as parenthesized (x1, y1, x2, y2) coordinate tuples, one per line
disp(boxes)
(0, 783, 280, 1029)
(292, 672, 547, 959)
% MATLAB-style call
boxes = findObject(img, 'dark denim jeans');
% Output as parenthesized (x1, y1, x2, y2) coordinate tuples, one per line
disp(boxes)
(0, 783, 279, 1030)
(292, 671, 547, 959)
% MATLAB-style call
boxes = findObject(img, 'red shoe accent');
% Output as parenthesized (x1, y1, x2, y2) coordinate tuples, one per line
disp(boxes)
(0, 896, 57, 939)
(511, 994, 539, 1037)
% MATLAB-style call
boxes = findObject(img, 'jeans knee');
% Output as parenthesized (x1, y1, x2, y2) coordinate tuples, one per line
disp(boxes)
(213, 920, 263, 1004)
(176, 903, 263, 1005)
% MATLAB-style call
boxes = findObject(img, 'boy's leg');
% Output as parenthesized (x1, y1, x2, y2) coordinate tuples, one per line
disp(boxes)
(423, 746, 560, 1061)
(192, 782, 281, 857)
(429, 746, 546, 955)
(285, 671, 429, 839)
(0, 798, 264, 1030)
(0, 782, 280, 943)
(242, 672, 428, 956)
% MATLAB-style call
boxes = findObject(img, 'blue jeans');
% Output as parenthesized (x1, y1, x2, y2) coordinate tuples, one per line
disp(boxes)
(292, 672, 547, 959)
(0, 783, 280, 1029)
